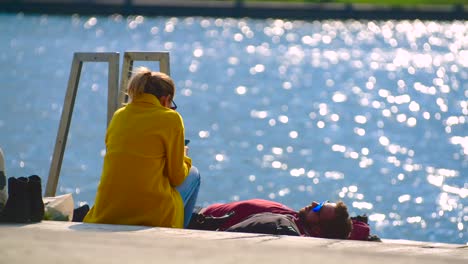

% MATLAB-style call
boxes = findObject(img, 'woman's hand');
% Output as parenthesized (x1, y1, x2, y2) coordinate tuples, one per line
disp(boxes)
(184, 146, 189, 156)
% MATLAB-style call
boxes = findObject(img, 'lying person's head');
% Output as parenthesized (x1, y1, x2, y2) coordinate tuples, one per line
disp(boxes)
(298, 200, 352, 239)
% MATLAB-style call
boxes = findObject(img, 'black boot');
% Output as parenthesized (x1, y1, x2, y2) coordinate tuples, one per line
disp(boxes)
(0, 170, 6, 212)
(0, 177, 30, 223)
(28, 175, 44, 222)
(72, 204, 90, 222)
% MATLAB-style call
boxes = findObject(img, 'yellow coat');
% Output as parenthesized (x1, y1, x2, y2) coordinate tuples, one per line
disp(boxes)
(84, 93, 192, 228)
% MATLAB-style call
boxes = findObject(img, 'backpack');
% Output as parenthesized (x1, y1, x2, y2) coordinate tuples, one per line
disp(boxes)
(225, 212, 300, 236)
(349, 215, 381, 242)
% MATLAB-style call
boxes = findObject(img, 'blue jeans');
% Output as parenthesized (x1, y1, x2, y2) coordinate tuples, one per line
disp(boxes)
(176, 166, 201, 228)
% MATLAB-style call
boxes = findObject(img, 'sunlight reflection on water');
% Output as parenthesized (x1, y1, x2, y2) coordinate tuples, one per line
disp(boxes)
(0, 13, 466, 244)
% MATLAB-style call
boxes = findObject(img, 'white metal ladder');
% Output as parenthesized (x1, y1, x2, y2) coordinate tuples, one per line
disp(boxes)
(119, 51, 171, 105)
(45, 51, 171, 197)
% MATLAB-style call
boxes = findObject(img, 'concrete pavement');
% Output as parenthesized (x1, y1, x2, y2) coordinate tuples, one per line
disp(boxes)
(0, 220, 466, 264)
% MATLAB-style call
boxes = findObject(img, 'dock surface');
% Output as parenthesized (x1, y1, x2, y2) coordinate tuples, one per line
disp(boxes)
(1, 220, 466, 263)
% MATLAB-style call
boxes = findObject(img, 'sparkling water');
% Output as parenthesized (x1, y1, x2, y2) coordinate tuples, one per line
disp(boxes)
(0, 13, 466, 244)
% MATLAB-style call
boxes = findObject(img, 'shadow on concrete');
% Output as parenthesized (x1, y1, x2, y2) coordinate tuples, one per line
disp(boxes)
(68, 222, 152, 232)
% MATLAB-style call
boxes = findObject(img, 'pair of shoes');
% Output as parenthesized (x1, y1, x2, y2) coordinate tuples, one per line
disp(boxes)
(0, 175, 44, 223)
(0, 147, 6, 211)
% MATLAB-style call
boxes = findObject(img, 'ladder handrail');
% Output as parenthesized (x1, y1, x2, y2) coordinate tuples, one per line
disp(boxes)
(118, 51, 170, 106)
(45, 52, 120, 197)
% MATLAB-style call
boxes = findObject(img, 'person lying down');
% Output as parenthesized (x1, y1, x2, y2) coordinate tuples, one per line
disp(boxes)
(187, 198, 351, 238)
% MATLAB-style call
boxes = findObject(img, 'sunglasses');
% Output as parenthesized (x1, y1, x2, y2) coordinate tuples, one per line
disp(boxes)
(170, 100, 177, 110)
(312, 201, 328, 212)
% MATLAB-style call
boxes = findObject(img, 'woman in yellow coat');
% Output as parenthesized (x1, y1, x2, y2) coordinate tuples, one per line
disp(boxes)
(84, 67, 200, 228)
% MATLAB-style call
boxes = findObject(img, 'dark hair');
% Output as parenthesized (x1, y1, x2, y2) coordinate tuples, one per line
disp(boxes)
(319, 201, 352, 239)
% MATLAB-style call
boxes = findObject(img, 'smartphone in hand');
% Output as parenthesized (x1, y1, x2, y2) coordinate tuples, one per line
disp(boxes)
(185, 139, 190, 146)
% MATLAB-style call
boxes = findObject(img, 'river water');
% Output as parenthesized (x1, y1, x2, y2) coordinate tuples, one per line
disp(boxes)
(0, 13, 466, 244)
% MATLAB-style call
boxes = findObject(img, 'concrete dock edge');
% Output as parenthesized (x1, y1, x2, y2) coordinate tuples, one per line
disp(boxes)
(0, 221, 467, 264)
